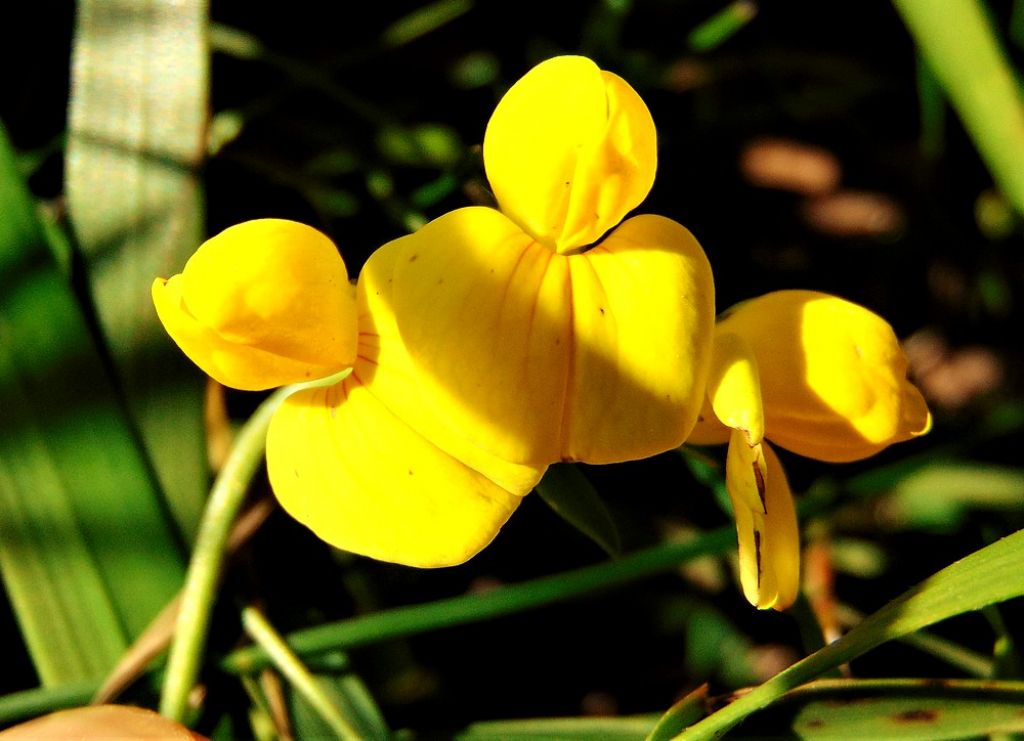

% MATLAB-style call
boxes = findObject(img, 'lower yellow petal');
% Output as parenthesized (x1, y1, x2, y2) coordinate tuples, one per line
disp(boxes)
(266, 376, 523, 568)
(564, 214, 715, 462)
(729, 441, 800, 610)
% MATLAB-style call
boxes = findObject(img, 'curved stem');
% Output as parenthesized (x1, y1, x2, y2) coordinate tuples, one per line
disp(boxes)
(242, 606, 362, 740)
(159, 386, 290, 721)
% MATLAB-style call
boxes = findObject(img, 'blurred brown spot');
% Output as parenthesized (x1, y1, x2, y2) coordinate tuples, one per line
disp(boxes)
(927, 260, 969, 308)
(801, 190, 905, 238)
(904, 331, 1003, 410)
(892, 708, 939, 723)
(664, 60, 713, 92)
(580, 690, 620, 717)
(747, 644, 799, 681)
(740, 137, 841, 195)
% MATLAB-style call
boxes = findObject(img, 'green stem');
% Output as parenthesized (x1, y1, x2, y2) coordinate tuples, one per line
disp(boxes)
(159, 387, 290, 721)
(0, 682, 97, 726)
(241, 606, 362, 741)
(221, 527, 736, 674)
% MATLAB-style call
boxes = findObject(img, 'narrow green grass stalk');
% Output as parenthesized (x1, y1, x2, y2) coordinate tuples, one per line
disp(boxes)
(0, 682, 97, 726)
(241, 607, 362, 741)
(222, 527, 736, 674)
(159, 387, 290, 721)
(894, 0, 1024, 217)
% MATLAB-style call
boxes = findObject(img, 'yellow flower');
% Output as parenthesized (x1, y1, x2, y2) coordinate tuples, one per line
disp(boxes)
(152, 56, 715, 569)
(363, 56, 716, 471)
(154, 219, 543, 567)
(688, 290, 932, 609)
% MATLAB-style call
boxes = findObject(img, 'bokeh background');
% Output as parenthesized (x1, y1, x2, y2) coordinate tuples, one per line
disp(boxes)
(2, 1, 1023, 737)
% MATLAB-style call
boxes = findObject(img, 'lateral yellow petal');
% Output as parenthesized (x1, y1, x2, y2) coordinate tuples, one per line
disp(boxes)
(707, 330, 765, 446)
(725, 428, 768, 517)
(355, 235, 548, 494)
(563, 214, 715, 462)
(266, 376, 522, 568)
(728, 441, 800, 610)
(719, 290, 931, 462)
(385, 207, 571, 466)
(760, 442, 800, 610)
(152, 219, 357, 390)
(484, 56, 657, 253)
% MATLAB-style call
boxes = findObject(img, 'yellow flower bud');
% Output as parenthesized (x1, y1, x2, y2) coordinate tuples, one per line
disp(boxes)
(715, 290, 931, 462)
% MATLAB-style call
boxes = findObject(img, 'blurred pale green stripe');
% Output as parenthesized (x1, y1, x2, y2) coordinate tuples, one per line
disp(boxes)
(666, 528, 1024, 739)
(894, 0, 1024, 217)
(687, 1, 758, 53)
(381, 0, 473, 48)
(0, 124, 186, 683)
(457, 715, 660, 739)
(66, 0, 210, 543)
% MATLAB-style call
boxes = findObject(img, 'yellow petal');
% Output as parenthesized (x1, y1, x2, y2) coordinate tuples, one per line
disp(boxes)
(382, 207, 571, 467)
(725, 428, 768, 517)
(729, 441, 800, 610)
(152, 219, 357, 390)
(266, 375, 523, 568)
(483, 56, 657, 254)
(355, 233, 548, 494)
(719, 290, 931, 462)
(563, 214, 715, 462)
(378, 208, 715, 467)
(707, 330, 765, 446)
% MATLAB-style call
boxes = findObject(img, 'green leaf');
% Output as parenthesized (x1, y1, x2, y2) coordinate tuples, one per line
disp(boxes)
(0, 124, 186, 685)
(537, 464, 622, 557)
(662, 528, 1024, 739)
(894, 0, 1024, 218)
(456, 715, 660, 740)
(66, 0, 210, 543)
(748, 678, 1024, 739)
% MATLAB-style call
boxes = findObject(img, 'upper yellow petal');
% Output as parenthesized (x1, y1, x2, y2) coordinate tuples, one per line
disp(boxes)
(563, 214, 715, 462)
(379, 206, 571, 467)
(375, 208, 715, 468)
(719, 290, 931, 462)
(266, 375, 523, 568)
(484, 56, 657, 254)
(152, 219, 357, 390)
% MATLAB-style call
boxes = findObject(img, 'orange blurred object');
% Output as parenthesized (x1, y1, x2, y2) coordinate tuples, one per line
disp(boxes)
(0, 705, 207, 740)
(740, 137, 842, 195)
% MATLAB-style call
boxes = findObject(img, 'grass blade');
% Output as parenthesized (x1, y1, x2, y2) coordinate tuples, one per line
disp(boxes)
(66, 0, 210, 543)
(0, 124, 186, 683)
(663, 528, 1024, 739)
(894, 0, 1024, 217)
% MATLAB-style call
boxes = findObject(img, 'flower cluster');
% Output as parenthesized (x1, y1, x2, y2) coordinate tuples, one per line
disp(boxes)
(153, 56, 929, 609)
